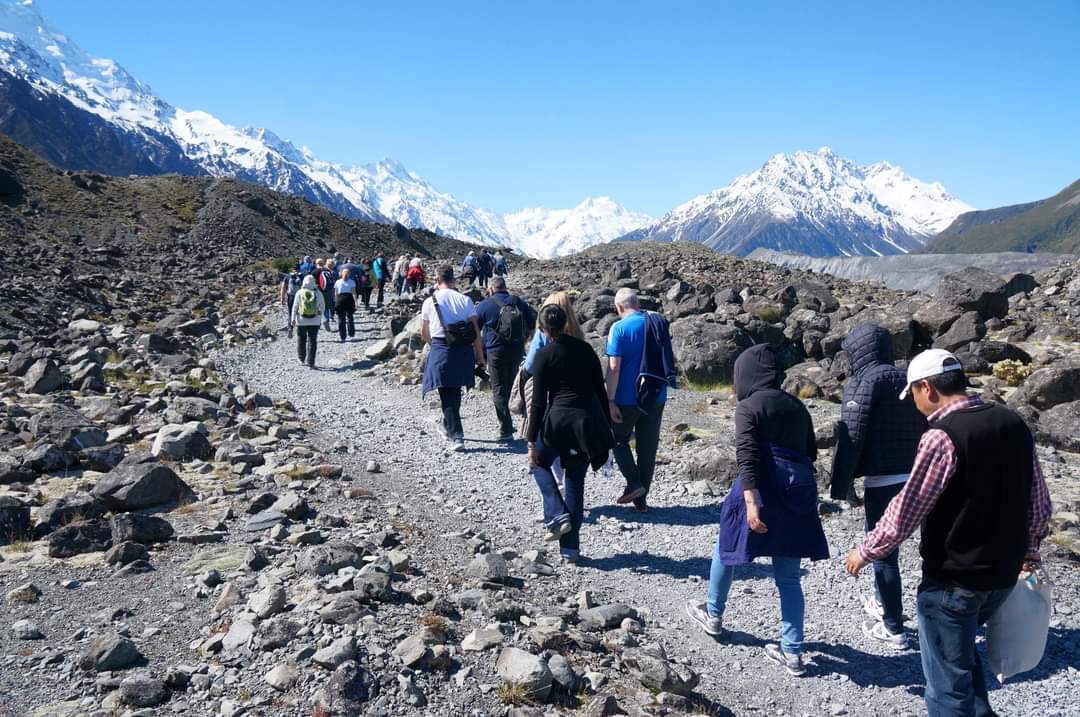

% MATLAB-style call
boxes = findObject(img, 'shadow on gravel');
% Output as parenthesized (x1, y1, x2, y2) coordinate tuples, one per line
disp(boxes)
(580, 553, 792, 582)
(805, 640, 924, 689)
(588, 503, 721, 527)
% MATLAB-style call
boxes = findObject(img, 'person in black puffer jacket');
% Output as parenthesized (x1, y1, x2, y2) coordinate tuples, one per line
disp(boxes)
(830, 323, 927, 646)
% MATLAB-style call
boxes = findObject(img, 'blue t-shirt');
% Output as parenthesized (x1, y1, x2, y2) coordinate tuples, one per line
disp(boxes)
(605, 311, 666, 406)
(525, 330, 549, 373)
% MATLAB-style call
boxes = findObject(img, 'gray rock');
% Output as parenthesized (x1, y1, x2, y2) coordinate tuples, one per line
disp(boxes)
(21, 443, 77, 474)
(78, 443, 126, 472)
(7, 582, 42, 603)
(578, 604, 637, 631)
(621, 650, 699, 696)
(364, 338, 395, 360)
(222, 618, 256, 652)
(48, 520, 112, 558)
(1010, 364, 1080, 410)
(314, 661, 378, 714)
(28, 404, 107, 452)
(118, 673, 169, 707)
(936, 268, 1009, 320)
(670, 318, 754, 384)
(93, 452, 196, 511)
(264, 663, 299, 691)
(110, 513, 174, 544)
(36, 491, 108, 533)
(466, 552, 509, 582)
(104, 541, 150, 566)
(12, 619, 44, 640)
(319, 596, 368, 625)
(461, 626, 503, 651)
(244, 510, 288, 532)
(80, 635, 144, 672)
(495, 647, 553, 702)
(171, 396, 219, 422)
(313, 636, 357, 669)
(256, 618, 303, 651)
(151, 423, 211, 462)
(352, 572, 393, 603)
(249, 586, 287, 619)
(269, 492, 309, 519)
(23, 358, 63, 393)
(933, 311, 986, 351)
(0, 496, 31, 544)
(547, 653, 578, 691)
(1037, 401, 1080, 452)
(297, 542, 363, 576)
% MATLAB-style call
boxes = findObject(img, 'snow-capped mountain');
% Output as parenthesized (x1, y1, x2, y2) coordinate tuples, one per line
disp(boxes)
(0, 0, 646, 256)
(622, 148, 972, 257)
(505, 198, 652, 259)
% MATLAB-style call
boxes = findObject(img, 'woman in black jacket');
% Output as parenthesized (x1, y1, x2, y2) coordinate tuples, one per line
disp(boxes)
(526, 304, 613, 563)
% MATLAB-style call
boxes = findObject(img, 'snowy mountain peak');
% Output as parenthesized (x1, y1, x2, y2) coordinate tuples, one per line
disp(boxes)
(505, 198, 652, 259)
(625, 149, 972, 257)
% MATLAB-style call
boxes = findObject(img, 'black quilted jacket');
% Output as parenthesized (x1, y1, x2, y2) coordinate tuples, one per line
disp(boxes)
(830, 324, 928, 499)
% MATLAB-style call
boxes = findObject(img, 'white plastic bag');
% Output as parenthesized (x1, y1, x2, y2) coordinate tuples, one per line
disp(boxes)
(985, 570, 1052, 682)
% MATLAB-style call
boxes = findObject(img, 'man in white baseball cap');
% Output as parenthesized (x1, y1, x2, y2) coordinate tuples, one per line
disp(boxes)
(897, 348, 967, 401)
(845, 347, 1052, 716)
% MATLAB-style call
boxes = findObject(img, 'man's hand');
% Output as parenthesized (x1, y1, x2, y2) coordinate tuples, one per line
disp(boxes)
(746, 501, 768, 534)
(845, 548, 869, 576)
(608, 401, 622, 424)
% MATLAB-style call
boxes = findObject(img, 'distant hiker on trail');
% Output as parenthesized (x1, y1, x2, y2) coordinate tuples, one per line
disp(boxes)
(516, 291, 586, 485)
(526, 303, 613, 564)
(830, 323, 927, 649)
(279, 265, 302, 339)
(334, 267, 357, 342)
(477, 249, 493, 288)
(291, 274, 326, 368)
(355, 259, 374, 312)
(299, 255, 316, 276)
(421, 265, 485, 452)
(318, 259, 337, 330)
(393, 254, 410, 296)
(372, 251, 391, 307)
(461, 251, 479, 288)
(686, 343, 827, 677)
(476, 276, 536, 441)
(406, 257, 425, 295)
(494, 250, 508, 277)
(606, 287, 677, 512)
(846, 349, 1051, 717)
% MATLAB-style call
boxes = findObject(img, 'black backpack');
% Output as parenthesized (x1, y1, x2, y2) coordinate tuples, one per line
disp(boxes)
(494, 294, 527, 345)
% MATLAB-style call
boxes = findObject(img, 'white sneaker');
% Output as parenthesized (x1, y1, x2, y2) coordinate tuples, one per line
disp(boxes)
(448, 437, 465, 452)
(862, 594, 909, 623)
(862, 620, 909, 651)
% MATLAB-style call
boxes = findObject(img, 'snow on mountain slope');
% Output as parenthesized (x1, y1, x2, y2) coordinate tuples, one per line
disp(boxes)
(505, 197, 652, 259)
(624, 148, 972, 257)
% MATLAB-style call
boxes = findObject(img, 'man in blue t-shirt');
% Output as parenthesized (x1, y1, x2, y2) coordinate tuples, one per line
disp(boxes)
(606, 287, 669, 511)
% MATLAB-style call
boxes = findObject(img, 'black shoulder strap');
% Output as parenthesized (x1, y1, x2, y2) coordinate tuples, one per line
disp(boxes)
(431, 291, 447, 327)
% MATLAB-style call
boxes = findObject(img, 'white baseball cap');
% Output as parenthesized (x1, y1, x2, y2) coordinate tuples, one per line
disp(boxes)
(899, 349, 965, 399)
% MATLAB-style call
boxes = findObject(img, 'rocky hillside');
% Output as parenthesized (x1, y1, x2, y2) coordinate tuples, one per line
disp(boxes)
(928, 178, 1080, 254)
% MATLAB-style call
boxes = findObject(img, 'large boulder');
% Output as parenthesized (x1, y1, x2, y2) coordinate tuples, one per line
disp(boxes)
(28, 405, 107, 452)
(21, 443, 77, 474)
(621, 649, 700, 696)
(171, 397, 219, 422)
(1037, 401, 1080, 453)
(151, 423, 211, 461)
(0, 497, 31, 544)
(495, 647, 553, 702)
(23, 359, 63, 394)
(314, 661, 378, 715)
(933, 312, 986, 352)
(110, 513, 174, 544)
(1008, 364, 1080, 410)
(36, 492, 108, 534)
(92, 452, 196, 511)
(80, 635, 144, 672)
(670, 318, 754, 385)
(48, 520, 112, 558)
(297, 542, 364, 577)
(935, 268, 1009, 320)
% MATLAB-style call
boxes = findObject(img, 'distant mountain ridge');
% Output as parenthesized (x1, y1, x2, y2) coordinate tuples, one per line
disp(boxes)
(621, 148, 972, 257)
(926, 179, 1080, 254)
(0, 0, 648, 256)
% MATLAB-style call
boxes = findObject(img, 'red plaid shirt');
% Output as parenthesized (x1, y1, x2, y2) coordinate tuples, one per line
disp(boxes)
(860, 395, 1052, 563)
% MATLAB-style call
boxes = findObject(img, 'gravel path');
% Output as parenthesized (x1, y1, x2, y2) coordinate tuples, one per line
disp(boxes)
(219, 309, 1080, 716)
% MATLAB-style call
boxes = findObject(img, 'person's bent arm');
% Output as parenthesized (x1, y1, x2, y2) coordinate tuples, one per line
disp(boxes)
(471, 316, 485, 365)
(1026, 448, 1052, 566)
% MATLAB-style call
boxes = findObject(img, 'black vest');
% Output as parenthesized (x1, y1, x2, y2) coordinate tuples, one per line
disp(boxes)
(921, 402, 1033, 591)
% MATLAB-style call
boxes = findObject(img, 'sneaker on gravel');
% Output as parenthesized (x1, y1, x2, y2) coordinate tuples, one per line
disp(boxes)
(616, 486, 646, 504)
(545, 520, 572, 542)
(449, 437, 465, 452)
(559, 549, 580, 564)
(862, 595, 909, 623)
(862, 620, 908, 650)
(685, 601, 723, 636)
(764, 644, 806, 676)
(497, 432, 516, 443)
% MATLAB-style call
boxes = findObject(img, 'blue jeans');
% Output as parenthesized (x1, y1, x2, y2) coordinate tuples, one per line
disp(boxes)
(531, 438, 587, 553)
(707, 539, 805, 654)
(865, 482, 906, 633)
(917, 581, 1012, 717)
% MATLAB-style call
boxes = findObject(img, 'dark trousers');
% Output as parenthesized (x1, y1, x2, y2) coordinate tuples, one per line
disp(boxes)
(865, 482, 906, 633)
(376, 279, 386, 306)
(438, 387, 463, 439)
(917, 581, 1012, 717)
(296, 325, 318, 366)
(322, 291, 335, 321)
(612, 402, 665, 507)
(337, 306, 355, 341)
(359, 287, 373, 310)
(531, 439, 588, 552)
(488, 347, 523, 436)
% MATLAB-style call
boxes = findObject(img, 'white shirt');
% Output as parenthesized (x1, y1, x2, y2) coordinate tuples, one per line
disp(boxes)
(409, 258, 423, 269)
(421, 288, 477, 339)
(334, 278, 356, 295)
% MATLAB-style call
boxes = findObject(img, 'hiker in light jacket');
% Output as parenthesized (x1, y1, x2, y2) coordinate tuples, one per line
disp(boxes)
(291, 274, 326, 368)
(831, 323, 927, 648)
(686, 343, 827, 677)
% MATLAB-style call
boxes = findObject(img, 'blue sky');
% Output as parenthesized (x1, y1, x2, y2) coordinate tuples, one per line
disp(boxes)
(40, 0, 1080, 216)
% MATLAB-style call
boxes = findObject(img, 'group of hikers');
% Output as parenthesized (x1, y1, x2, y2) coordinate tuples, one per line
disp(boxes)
(459, 248, 508, 288)
(279, 252, 1052, 717)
